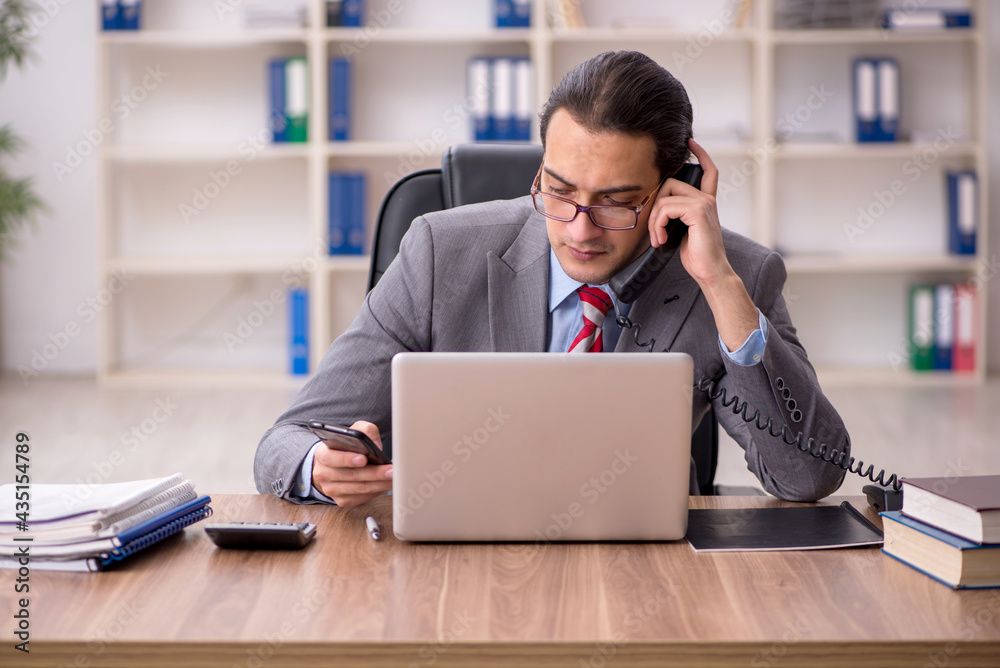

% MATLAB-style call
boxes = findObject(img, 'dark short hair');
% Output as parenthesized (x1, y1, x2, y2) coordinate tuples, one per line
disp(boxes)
(539, 51, 693, 180)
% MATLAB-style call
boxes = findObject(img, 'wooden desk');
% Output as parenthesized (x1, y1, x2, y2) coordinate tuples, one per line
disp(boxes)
(7, 495, 1000, 667)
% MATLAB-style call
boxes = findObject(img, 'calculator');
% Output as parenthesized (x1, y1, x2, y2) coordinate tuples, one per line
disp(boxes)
(204, 522, 317, 549)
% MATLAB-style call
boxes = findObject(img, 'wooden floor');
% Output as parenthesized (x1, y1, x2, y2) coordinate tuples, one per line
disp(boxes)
(2, 375, 999, 496)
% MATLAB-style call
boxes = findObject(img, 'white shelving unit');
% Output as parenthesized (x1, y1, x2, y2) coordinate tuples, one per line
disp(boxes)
(96, 0, 988, 387)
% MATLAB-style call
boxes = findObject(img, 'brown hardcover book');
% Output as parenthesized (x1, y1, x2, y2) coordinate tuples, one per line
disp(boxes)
(901, 475, 1000, 544)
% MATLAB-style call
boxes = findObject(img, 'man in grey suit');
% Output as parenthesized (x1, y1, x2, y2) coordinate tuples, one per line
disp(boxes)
(255, 51, 850, 507)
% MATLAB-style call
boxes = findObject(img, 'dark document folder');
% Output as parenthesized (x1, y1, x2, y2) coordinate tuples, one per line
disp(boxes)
(686, 503, 884, 552)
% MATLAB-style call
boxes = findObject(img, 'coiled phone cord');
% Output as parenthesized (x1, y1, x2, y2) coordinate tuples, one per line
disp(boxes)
(695, 375, 902, 491)
(612, 300, 903, 492)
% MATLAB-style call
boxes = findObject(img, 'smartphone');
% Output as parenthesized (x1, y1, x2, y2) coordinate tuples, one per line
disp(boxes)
(306, 420, 391, 466)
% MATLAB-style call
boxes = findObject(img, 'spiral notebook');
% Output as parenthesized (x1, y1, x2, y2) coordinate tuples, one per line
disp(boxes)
(0, 496, 212, 572)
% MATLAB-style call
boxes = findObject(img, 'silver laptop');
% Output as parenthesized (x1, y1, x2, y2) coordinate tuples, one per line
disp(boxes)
(391, 352, 693, 542)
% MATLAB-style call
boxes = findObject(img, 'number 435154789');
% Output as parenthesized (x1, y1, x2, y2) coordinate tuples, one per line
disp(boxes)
(15, 432, 30, 523)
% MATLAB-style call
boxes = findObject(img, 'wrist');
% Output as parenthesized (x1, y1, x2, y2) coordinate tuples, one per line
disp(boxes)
(700, 272, 759, 353)
(698, 267, 741, 304)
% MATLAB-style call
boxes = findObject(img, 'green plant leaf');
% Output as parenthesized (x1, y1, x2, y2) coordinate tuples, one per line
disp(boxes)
(0, 0, 35, 80)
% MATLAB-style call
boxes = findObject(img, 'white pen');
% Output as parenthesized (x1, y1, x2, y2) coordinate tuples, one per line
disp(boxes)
(366, 516, 381, 541)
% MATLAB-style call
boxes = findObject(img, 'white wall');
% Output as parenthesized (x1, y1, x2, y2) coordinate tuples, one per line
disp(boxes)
(1, 1, 98, 376)
(988, 5, 1000, 373)
(1, 1, 999, 376)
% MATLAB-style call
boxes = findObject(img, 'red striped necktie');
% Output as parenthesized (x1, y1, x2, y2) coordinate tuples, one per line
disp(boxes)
(568, 286, 613, 353)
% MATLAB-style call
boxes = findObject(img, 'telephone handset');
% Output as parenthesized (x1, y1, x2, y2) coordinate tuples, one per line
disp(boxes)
(601, 162, 903, 493)
(609, 163, 704, 304)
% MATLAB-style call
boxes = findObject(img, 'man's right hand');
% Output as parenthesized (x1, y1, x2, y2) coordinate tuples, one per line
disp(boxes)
(311, 420, 392, 507)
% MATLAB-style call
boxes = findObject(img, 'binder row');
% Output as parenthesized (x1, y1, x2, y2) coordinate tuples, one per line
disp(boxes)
(947, 170, 977, 256)
(289, 288, 309, 376)
(881, 9, 973, 31)
(101, 0, 141, 30)
(467, 57, 533, 142)
(908, 283, 977, 373)
(329, 172, 367, 255)
(269, 58, 309, 143)
(853, 58, 899, 143)
(495, 0, 532, 28)
(326, 0, 365, 27)
(329, 58, 352, 141)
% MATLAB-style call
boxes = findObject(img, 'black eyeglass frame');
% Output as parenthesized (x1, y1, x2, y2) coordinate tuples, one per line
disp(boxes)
(529, 162, 668, 231)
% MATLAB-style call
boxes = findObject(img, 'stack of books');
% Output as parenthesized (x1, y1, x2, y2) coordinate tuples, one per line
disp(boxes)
(881, 475, 1000, 588)
(0, 474, 211, 572)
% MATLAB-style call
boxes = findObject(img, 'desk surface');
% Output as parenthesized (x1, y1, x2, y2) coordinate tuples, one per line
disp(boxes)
(6, 495, 1000, 668)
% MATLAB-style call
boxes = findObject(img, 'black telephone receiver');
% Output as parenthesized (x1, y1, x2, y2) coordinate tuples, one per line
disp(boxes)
(609, 163, 704, 304)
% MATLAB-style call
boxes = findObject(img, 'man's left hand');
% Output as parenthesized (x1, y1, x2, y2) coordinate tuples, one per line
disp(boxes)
(646, 138, 760, 353)
(647, 138, 729, 289)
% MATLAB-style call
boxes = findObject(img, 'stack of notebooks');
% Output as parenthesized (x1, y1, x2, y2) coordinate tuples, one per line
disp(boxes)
(0, 473, 211, 572)
(881, 475, 1000, 589)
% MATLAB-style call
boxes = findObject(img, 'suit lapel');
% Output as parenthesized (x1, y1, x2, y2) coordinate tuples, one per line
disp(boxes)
(487, 210, 550, 352)
(614, 257, 702, 353)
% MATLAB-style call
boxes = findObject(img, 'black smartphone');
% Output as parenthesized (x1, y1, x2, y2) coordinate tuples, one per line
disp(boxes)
(306, 421, 391, 466)
(609, 163, 704, 304)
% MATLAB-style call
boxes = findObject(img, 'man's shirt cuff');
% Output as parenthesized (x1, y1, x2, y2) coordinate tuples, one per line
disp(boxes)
(719, 309, 769, 366)
(293, 441, 337, 503)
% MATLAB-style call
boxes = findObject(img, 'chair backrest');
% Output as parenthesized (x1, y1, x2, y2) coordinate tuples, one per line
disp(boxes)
(368, 142, 718, 494)
(369, 143, 543, 291)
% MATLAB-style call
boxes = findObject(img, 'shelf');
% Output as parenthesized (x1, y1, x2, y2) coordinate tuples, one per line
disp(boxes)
(107, 256, 315, 275)
(324, 141, 752, 160)
(771, 28, 978, 45)
(98, 28, 309, 46)
(774, 141, 980, 160)
(105, 143, 310, 163)
(94, 0, 990, 387)
(325, 256, 370, 272)
(323, 27, 533, 44)
(106, 255, 371, 276)
(550, 27, 755, 43)
(782, 254, 980, 274)
(815, 367, 982, 387)
(325, 141, 448, 158)
(100, 368, 308, 389)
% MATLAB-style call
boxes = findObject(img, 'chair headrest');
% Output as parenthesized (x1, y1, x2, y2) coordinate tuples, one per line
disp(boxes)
(442, 143, 544, 209)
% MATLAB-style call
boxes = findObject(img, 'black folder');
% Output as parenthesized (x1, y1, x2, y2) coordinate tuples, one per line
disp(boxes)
(686, 502, 883, 552)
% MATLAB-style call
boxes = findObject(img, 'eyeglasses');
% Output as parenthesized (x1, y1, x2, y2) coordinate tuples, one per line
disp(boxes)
(529, 162, 667, 231)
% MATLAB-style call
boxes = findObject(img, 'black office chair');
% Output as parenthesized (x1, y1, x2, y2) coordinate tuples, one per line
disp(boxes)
(368, 143, 719, 495)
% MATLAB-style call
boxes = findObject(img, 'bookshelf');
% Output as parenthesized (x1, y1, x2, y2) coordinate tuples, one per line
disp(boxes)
(96, 0, 989, 387)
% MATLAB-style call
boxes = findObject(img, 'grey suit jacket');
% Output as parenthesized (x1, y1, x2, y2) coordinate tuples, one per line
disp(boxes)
(255, 196, 849, 502)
